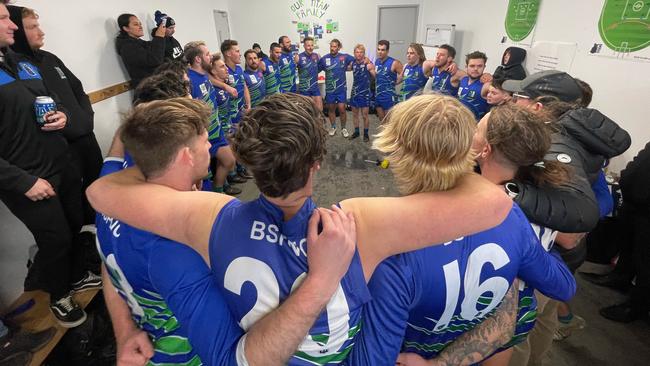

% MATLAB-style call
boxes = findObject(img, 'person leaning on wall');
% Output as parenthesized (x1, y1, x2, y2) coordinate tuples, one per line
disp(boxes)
(9, 5, 102, 226)
(115, 12, 165, 88)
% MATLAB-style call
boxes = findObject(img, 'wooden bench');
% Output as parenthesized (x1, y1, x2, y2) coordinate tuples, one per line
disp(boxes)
(2, 290, 100, 366)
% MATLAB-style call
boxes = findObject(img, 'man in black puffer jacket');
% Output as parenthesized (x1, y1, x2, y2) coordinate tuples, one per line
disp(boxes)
(9, 5, 102, 225)
(493, 46, 527, 81)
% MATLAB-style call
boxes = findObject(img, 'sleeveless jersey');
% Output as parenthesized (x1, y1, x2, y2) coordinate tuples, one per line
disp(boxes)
(209, 195, 371, 365)
(400, 63, 428, 101)
(458, 76, 490, 120)
(212, 85, 232, 133)
(244, 69, 266, 107)
(351, 60, 371, 99)
(431, 67, 458, 96)
(374, 57, 398, 102)
(188, 69, 222, 144)
(227, 64, 246, 124)
(297, 51, 321, 94)
(279, 51, 297, 93)
(318, 53, 355, 96)
(262, 58, 282, 95)
(95, 158, 243, 366)
(346, 204, 575, 365)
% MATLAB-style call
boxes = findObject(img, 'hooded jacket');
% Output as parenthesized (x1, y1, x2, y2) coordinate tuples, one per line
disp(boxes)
(0, 48, 69, 194)
(115, 32, 165, 88)
(9, 5, 94, 141)
(512, 107, 631, 232)
(493, 47, 527, 81)
(150, 28, 183, 61)
(620, 142, 650, 208)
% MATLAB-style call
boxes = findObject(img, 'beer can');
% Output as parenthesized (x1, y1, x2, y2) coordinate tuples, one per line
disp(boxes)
(34, 96, 56, 125)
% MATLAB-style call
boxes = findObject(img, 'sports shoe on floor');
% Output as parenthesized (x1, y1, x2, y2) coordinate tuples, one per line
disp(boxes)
(237, 170, 253, 179)
(224, 185, 242, 196)
(328, 127, 337, 136)
(341, 128, 350, 138)
(50, 294, 87, 328)
(71, 271, 102, 293)
(363, 135, 370, 142)
(350, 131, 360, 140)
(0, 327, 55, 361)
(227, 174, 247, 184)
(553, 314, 586, 341)
(0, 352, 32, 366)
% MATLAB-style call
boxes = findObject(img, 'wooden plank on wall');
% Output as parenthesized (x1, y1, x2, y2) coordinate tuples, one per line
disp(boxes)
(87, 81, 131, 104)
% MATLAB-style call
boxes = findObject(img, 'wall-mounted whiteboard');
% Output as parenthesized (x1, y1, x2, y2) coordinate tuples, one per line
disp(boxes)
(424, 24, 455, 47)
(422, 45, 437, 60)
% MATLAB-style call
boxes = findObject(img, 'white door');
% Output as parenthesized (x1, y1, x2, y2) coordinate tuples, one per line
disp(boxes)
(213, 10, 231, 46)
(377, 6, 419, 65)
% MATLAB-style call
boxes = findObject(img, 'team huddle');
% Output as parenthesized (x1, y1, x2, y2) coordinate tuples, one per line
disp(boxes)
(86, 20, 634, 366)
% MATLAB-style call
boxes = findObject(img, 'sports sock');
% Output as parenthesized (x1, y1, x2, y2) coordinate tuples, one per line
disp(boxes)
(355, 127, 360, 134)
(558, 313, 574, 324)
(364, 128, 369, 136)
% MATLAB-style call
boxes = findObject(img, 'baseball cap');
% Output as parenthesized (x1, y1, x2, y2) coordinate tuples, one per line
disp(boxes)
(502, 70, 582, 102)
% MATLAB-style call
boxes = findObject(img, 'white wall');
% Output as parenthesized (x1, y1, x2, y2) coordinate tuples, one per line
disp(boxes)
(0, 0, 230, 308)
(420, 0, 649, 172)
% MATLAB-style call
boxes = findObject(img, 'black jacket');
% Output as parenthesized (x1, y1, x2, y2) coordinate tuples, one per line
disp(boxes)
(150, 28, 184, 61)
(115, 33, 165, 88)
(493, 47, 527, 81)
(9, 5, 94, 141)
(620, 142, 650, 208)
(512, 107, 630, 233)
(0, 49, 68, 194)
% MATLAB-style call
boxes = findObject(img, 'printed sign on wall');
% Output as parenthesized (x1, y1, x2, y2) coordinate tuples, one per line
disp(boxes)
(504, 0, 541, 45)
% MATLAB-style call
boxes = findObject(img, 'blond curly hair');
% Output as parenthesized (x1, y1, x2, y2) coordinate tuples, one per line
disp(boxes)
(373, 95, 476, 193)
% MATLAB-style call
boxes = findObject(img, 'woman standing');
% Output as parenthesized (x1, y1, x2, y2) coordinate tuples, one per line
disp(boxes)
(115, 13, 166, 88)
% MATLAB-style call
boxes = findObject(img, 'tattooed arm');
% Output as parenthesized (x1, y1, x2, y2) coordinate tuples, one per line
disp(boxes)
(397, 281, 519, 366)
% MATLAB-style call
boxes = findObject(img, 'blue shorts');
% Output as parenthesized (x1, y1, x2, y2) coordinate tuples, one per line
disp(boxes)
(210, 136, 229, 155)
(350, 93, 370, 108)
(375, 96, 396, 110)
(299, 87, 321, 97)
(325, 91, 347, 105)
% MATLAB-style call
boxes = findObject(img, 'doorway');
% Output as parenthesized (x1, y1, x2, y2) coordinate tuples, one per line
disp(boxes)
(376, 5, 419, 65)
(213, 10, 231, 45)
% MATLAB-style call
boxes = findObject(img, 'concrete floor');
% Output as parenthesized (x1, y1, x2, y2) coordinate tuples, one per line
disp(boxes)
(1, 111, 648, 364)
(235, 111, 650, 366)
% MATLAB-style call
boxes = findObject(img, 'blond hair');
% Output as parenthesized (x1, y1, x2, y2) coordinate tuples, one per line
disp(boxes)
(22, 7, 38, 19)
(354, 44, 366, 53)
(373, 95, 476, 193)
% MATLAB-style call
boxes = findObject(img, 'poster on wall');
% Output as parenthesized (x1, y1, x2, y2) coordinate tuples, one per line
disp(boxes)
(502, 0, 541, 46)
(289, 0, 336, 51)
(589, 0, 650, 63)
(526, 41, 578, 73)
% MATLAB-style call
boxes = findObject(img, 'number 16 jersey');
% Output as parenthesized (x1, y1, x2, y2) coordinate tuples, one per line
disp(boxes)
(209, 195, 371, 365)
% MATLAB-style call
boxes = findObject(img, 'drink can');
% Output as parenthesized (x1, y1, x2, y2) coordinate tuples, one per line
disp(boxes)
(34, 96, 56, 125)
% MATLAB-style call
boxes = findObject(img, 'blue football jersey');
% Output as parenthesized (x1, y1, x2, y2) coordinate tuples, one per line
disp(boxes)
(346, 204, 575, 365)
(400, 63, 428, 101)
(298, 51, 321, 94)
(458, 76, 490, 120)
(227, 65, 246, 124)
(209, 195, 371, 365)
(262, 57, 282, 95)
(318, 53, 355, 96)
(374, 57, 398, 102)
(431, 67, 459, 96)
(279, 51, 298, 93)
(351, 60, 371, 99)
(95, 158, 243, 366)
(244, 69, 266, 107)
(188, 69, 222, 144)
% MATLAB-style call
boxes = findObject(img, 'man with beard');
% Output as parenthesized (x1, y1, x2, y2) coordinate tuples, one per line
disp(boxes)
(457, 51, 492, 120)
(318, 39, 354, 137)
(374, 40, 402, 121)
(260, 42, 282, 95)
(278, 35, 298, 93)
(297, 36, 322, 112)
(423, 44, 460, 96)
(243, 49, 266, 107)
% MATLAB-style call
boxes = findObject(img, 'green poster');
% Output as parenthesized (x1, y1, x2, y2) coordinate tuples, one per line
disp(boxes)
(599, 0, 650, 52)
(505, 0, 541, 42)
